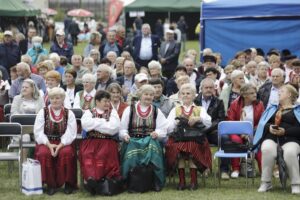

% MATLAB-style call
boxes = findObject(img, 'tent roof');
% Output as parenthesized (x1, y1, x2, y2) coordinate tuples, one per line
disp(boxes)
(0, 0, 40, 17)
(125, 0, 200, 12)
(202, 0, 300, 19)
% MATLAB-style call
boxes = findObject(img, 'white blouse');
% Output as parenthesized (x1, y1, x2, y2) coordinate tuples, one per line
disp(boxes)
(81, 108, 120, 136)
(34, 106, 77, 146)
(73, 89, 96, 109)
(167, 104, 212, 134)
(119, 102, 168, 141)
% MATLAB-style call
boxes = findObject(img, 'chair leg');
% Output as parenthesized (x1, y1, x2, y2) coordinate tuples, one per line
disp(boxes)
(218, 157, 221, 187)
(246, 157, 248, 188)
(252, 154, 255, 186)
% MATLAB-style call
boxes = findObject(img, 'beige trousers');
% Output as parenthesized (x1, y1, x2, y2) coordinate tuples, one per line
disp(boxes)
(261, 139, 300, 184)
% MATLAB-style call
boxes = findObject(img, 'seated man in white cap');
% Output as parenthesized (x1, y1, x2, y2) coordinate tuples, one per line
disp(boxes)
(50, 29, 74, 63)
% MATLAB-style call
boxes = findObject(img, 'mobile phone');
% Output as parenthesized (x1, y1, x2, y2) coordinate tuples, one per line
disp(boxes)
(272, 125, 279, 130)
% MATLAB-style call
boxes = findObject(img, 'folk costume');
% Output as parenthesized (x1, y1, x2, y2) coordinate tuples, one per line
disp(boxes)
(34, 106, 77, 189)
(166, 104, 212, 189)
(119, 102, 168, 190)
(80, 107, 121, 182)
(73, 89, 96, 110)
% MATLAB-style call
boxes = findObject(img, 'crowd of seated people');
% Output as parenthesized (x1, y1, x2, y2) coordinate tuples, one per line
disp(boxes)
(0, 23, 300, 196)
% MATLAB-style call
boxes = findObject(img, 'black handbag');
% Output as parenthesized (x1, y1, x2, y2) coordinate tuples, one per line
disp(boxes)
(127, 165, 154, 193)
(222, 140, 250, 153)
(171, 117, 207, 144)
(97, 177, 124, 196)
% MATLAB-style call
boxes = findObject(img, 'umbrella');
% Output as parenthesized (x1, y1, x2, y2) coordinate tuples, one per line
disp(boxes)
(276, 137, 287, 189)
(67, 9, 94, 17)
(42, 8, 57, 16)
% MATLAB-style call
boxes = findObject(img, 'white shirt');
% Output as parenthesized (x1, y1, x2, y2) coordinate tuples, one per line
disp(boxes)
(81, 108, 120, 136)
(189, 72, 197, 86)
(267, 86, 279, 108)
(73, 89, 96, 109)
(119, 102, 168, 140)
(34, 106, 77, 145)
(66, 88, 75, 104)
(242, 105, 254, 125)
(201, 96, 211, 111)
(139, 36, 152, 60)
(167, 104, 212, 134)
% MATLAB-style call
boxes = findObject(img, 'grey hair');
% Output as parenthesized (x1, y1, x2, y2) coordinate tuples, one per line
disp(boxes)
(48, 87, 65, 100)
(137, 84, 155, 98)
(258, 61, 270, 68)
(82, 73, 97, 84)
(148, 60, 162, 70)
(230, 70, 244, 80)
(200, 77, 215, 91)
(97, 64, 112, 75)
(17, 62, 31, 73)
(271, 68, 285, 77)
(179, 83, 197, 96)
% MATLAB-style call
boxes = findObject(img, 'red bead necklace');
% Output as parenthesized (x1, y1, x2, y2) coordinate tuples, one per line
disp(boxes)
(50, 106, 64, 121)
(137, 103, 152, 118)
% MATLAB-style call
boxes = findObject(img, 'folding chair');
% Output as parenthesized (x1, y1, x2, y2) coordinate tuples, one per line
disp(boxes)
(3, 103, 11, 122)
(70, 108, 83, 139)
(0, 123, 23, 190)
(214, 121, 254, 187)
(8, 114, 37, 149)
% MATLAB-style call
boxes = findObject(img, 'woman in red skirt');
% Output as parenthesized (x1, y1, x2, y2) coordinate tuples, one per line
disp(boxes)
(166, 83, 212, 190)
(34, 87, 77, 195)
(80, 90, 121, 195)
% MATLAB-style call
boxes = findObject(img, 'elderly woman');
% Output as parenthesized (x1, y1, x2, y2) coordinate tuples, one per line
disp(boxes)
(83, 57, 96, 73)
(80, 90, 121, 195)
(43, 70, 71, 109)
(11, 79, 44, 115)
(34, 87, 77, 195)
(107, 83, 128, 118)
(73, 73, 96, 110)
(120, 84, 168, 192)
(37, 62, 52, 80)
(89, 49, 101, 65)
(254, 84, 300, 194)
(226, 83, 264, 178)
(62, 69, 83, 107)
(254, 61, 270, 89)
(148, 60, 167, 91)
(219, 70, 246, 113)
(166, 83, 212, 190)
(115, 57, 125, 77)
(26, 36, 48, 65)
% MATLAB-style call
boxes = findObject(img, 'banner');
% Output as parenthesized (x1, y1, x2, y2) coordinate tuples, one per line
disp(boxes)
(108, 0, 124, 28)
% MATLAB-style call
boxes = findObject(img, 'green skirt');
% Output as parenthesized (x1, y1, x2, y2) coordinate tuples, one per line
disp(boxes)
(120, 136, 165, 186)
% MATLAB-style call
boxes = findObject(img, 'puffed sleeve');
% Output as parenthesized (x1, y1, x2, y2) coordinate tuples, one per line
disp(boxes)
(60, 110, 77, 145)
(167, 107, 177, 134)
(155, 108, 169, 139)
(73, 92, 81, 108)
(81, 109, 120, 136)
(200, 107, 212, 128)
(34, 109, 49, 145)
(119, 106, 131, 140)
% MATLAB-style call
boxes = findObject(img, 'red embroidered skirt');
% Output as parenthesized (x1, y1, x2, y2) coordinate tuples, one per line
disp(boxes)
(79, 138, 121, 181)
(35, 141, 77, 188)
(165, 137, 212, 172)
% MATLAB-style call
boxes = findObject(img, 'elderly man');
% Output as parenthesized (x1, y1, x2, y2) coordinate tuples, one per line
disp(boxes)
(95, 64, 115, 90)
(116, 59, 136, 98)
(50, 29, 74, 63)
(71, 55, 89, 85)
(0, 31, 21, 72)
(257, 68, 285, 108)
(19, 27, 37, 54)
(158, 29, 181, 79)
(132, 23, 161, 69)
(9, 62, 46, 98)
(182, 57, 203, 90)
(194, 78, 230, 179)
(99, 30, 122, 58)
(127, 73, 148, 105)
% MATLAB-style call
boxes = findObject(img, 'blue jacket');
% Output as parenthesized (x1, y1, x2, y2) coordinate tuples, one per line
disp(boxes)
(253, 104, 300, 149)
(0, 42, 21, 70)
(50, 41, 73, 63)
(27, 47, 48, 65)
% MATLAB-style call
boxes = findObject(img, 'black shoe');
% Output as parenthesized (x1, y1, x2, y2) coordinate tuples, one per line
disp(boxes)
(86, 178, 97, 195)
(64, 183, 73, 195)
(153, 183, 162, 192)
(47, 187, 56, 196)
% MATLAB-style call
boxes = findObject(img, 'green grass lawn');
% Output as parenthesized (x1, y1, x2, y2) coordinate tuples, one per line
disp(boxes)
(0, 157, 298, 200)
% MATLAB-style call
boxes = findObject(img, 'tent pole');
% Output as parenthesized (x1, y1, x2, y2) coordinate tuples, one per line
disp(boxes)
(168, 11, 170, 21)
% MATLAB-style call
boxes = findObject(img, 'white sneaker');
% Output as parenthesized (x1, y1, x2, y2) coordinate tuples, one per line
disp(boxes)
(221, 172, 230, 180)
(258, 182, 272, 192)
(231, 171, 239, 179)
(291, 185, 300, 195)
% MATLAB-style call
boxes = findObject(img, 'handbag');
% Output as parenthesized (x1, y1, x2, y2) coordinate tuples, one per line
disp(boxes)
(276, 137, 287, 189)
(222, 140, 250, 153)
(22, 159, 43, 195)
(171, 117, 207, 144)
(97, 177, 124, 196)
(127, 165, 154, 193)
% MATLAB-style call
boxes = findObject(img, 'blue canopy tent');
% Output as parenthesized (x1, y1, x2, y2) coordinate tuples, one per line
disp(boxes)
(200, 0, 300, 65)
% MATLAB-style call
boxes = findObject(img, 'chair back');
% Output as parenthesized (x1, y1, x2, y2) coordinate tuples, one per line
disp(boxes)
(218, 121, 253, 136)
(0, 122, 22, 136)
(10, 114, 36, 126)
(4, 104, 11, 115)
(70, 108, 83, 119)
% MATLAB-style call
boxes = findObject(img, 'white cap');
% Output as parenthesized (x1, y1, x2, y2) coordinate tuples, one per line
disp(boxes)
(166, 29, 174, 34)
(135, 73, 148, 82)
(4, 30, 13, 36)
(56, 29, 65, 36)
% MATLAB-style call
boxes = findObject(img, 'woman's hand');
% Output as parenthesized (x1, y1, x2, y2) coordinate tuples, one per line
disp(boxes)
(53, 143, 64, 157)
(188, 117, 201, 127)
(46, 142, 57, 157)
(270, 126, 285, 136)
(124, 135, 131, 143)
(150, 131, 158, 139)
